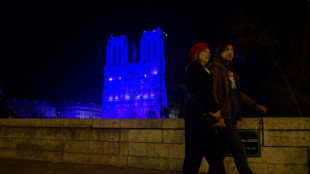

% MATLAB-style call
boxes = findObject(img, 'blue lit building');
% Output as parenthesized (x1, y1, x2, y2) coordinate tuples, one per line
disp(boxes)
(102, 26, 167, 118)
(7, 98, 56, 118)
(57, 101, 102, 119)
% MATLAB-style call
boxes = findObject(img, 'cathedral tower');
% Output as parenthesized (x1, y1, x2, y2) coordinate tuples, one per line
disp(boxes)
(102, 26, 167, 118)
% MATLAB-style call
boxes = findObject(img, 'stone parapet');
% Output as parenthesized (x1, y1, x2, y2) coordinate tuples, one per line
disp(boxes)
(0, 117, 309, 174)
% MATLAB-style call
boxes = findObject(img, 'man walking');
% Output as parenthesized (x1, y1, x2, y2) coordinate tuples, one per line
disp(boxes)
(209, 40, 267, 174)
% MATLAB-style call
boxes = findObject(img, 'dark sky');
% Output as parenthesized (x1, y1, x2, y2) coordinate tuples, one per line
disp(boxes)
(2, 0, 309, 106)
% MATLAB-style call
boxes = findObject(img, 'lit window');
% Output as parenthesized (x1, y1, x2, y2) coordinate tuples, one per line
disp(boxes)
(108, 96, 113, 101)
(125, 94, 130, 100)
(152, 68, 157, 75)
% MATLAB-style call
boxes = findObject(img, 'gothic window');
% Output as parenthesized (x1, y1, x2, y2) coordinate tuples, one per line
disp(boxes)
(148, 89, 151, 97)
(153, 40, 156, 60)
(119, 46, 122, 65)
(147, 41, 151, 61)
(113, 46, 116, 66)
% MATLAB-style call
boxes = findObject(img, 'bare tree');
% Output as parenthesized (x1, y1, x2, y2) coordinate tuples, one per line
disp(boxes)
(219, 3, 310, 116)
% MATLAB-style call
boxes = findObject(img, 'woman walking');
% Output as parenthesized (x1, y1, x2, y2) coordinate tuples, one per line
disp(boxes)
(182, 42, 226, 174)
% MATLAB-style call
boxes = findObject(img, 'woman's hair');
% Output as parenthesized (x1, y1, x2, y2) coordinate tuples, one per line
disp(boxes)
(185, 54, 206, 72)
(193, 52, 201, 63)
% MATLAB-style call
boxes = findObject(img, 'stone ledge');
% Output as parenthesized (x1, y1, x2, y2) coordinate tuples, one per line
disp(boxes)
(263, 117, 310, 130)
(0, 119, 93, 128)
(163, 119, 184, 129)
(0, 118, 268, 130)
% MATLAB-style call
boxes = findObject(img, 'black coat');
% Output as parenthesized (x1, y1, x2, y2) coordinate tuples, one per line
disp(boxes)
(185, 61, 219, 143)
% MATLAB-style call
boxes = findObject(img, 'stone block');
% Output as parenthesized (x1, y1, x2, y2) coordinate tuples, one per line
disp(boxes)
(64, 141, 91, 154)
(263, 117, 310, 130)
(127, 142, 166, 158)
(37, 139, 65, 152)
(90, 141, 120, 155)
(121, 129, 162, 143)
(125, 142, 184, 159)
(0, 148, 62, 162)
(237, 118, 262, 130)
(0, 119, 93, 128)
(260, 147, 308, 164)
(120, 142, 130, 156)
(128, 156, 168, 170)
(166, 158, 183, 171)
(67, 128, 92, 141)
(64, 141, 120, 155)
(0, 127, 36, 139)
(225, 147, 308, 164)
(0, 119, 9, 126)
(93, 119, 120, 128)
(223, 161, 308, 174)
(264, 130, 310, 146)
(62, 152, 93, 164)
(62, 153, 127, 167)
(163, 119, 184, 129)
(0, 137, 65, 152)
(166, 143, 185, 158)
(245, 162, 307, 174)
(0, 119, 38, 127)
(47, 119, 93, 128)
(35, 127, 68, 140)
(0, 137, 24, 149)
(17, 139, 65, 152)
(120, 119, 163, 128)
(0, 148, 20, 159)
(92, 154, 128, 167)
(163, 130, 185, 143)
(92, 129, 120, 141)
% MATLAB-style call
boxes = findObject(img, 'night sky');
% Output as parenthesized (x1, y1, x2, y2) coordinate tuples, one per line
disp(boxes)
(2, 0, 310, 111)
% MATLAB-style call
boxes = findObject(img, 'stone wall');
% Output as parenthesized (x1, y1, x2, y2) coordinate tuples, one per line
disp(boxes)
(0, 118, 309, 174)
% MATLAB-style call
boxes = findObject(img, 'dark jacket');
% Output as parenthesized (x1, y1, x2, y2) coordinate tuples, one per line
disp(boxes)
(209, 60, 257, 120)
(185, 61, 219, 132)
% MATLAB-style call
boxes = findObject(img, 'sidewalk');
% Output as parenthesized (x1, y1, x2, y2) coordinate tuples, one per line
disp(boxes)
(0, 158, 183, 174)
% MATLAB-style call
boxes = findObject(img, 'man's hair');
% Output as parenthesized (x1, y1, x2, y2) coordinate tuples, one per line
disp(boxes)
(218, 39, 235, 53)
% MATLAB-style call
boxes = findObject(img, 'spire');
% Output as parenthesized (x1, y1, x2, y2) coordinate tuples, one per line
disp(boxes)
(157, 25, 161, 31)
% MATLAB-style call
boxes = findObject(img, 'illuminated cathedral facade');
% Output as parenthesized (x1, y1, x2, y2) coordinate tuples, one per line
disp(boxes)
(102, 26, 167, 118)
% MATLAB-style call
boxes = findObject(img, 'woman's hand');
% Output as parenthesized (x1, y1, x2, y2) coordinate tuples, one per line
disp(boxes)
(218, 118, 226, 130)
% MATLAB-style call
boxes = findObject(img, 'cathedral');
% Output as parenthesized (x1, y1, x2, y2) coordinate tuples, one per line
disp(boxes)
(102, 26, 167, 118)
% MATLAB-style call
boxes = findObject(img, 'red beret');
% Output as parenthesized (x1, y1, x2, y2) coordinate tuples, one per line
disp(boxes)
(188, 42, 210, 59)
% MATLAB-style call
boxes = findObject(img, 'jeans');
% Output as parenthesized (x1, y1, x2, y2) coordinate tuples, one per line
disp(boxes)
(219, 117, 253, 174)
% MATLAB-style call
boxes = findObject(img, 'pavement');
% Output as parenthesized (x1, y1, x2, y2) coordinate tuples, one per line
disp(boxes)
(0, 158, 184, 174)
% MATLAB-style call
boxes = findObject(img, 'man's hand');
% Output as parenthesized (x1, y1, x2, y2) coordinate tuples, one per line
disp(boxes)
(255, 104, 267, 114)
(211, 110, 222, 119)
